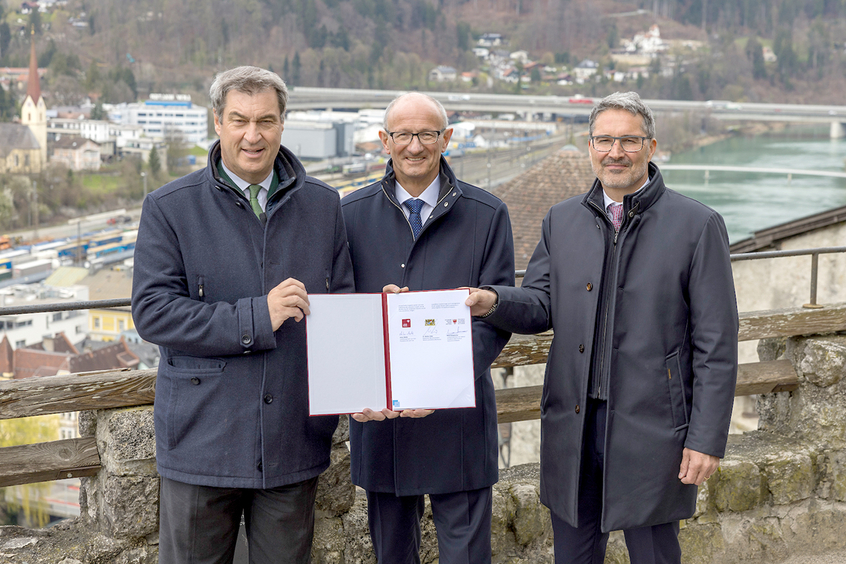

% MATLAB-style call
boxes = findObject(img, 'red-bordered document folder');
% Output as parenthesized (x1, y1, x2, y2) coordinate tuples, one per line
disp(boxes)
(306, 288, 476, 415)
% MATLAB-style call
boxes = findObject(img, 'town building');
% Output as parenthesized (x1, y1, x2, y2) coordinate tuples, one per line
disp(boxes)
(0, 284, 89, 350)
(50, 136, 101, 171)
(108, 94, 208, 145)
(428, 66, 457, 82)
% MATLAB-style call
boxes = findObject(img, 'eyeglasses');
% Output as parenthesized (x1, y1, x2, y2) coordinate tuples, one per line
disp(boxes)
(590, 135, 650, 153)
(385, 130, 444, 145)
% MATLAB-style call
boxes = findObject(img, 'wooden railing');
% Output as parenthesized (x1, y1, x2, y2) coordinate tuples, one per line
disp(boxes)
(2, 303, 843, 489)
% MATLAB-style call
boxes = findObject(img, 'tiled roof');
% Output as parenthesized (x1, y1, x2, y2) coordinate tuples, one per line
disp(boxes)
(70, 338, 139, 373)
(493, 147, 596, 270)
(81, 268, 132, 301)
(13, 348, 70, 379)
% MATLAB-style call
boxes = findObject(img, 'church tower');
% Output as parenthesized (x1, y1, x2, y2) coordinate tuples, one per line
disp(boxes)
(21, 31, 46, 167)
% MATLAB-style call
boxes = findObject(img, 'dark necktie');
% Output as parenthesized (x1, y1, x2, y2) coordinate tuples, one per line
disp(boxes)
(608, 202, 623, 232)
(404, 199, 424, 239)
(248, 185, 263, 218)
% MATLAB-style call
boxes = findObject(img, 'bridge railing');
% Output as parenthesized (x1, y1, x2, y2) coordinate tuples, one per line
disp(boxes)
(1, 246, 844, 488)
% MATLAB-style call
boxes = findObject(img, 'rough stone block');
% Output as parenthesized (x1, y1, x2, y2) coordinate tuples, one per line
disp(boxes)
(817, 450, 846, 501)
(679, 522, 725, 564)
(798, 339, 846, 388)
(733, 517, 788, 562)
(97, 407, 157, 476)
(490, 482, 515, 557)
(336, 489, 376, 564)
(785, 505, 846, 555)
(761, 451, 814, 505)
(102, 476, 160, 539)
(510, 482, 550, 546)
(713, 459, 763, 512)
(315, 443, 355, 516)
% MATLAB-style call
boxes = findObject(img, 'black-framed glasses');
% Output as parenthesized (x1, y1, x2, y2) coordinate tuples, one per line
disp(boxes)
(386, 130, 444, 145)
(590, 135, 650, 153)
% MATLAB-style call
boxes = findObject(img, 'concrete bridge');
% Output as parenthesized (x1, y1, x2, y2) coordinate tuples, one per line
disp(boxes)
(286, 87, 846, 139)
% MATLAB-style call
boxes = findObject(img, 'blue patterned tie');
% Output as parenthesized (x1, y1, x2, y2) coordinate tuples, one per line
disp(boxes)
(404, 199, 424, 239)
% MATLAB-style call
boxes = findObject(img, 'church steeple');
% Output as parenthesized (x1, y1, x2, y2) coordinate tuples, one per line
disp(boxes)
(26, 29, 41, 103)
(21, 27, 46, 169)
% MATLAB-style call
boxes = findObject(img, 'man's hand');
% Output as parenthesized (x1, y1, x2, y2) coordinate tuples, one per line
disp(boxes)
(268, 278, 310, 331)
(352, 408, 435, 422)
(679, 448, 720, 485)
(383, 284, 409, 294)
(352, 408, 401, 422)
(465, 287, 497, 317)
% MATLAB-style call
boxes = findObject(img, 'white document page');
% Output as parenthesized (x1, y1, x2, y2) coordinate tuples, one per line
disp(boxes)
(385, 289, 475, 410)
(306, 294, 387, 415)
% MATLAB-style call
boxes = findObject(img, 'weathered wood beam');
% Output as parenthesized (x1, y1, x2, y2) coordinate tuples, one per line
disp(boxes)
(739, 304, 846, 341)
(0, 368, 157, 421)
(495, 360, 798, 423)
(0, 437, 100, 488)
(491, 304, 846, 369)
(734, 359, 798, 396)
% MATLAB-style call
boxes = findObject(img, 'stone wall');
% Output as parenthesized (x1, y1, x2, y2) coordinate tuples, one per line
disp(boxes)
(3, 333, 846, 563)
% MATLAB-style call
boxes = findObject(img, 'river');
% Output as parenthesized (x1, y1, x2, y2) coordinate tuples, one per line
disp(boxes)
(660, 126, 846, 244)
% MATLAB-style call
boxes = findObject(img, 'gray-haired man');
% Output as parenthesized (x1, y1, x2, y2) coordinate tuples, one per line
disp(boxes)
(466, 91, 738, 563)
(132, 66, 354, 563)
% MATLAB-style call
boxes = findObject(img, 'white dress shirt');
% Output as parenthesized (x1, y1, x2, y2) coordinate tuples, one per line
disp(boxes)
(221, 162, 273, 212)
(395, 176, 441, 226)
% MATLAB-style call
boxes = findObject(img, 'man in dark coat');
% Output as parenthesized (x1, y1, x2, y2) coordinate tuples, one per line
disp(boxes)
(466, 91, 738, 564)
(341, 92, 514, 563)
(132, 66, 354, 564)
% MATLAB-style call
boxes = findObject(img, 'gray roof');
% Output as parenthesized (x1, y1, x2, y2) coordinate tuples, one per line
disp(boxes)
(0, 123, 40, 156)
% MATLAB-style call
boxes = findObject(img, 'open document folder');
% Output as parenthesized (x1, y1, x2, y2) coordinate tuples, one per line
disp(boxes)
(306, 289, 476, 415)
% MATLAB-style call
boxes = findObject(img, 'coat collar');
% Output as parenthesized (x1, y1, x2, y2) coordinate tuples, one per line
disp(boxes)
(583, 161, 666, 220)
(206, 140, 302, 206)
(380, 156, 463, 207)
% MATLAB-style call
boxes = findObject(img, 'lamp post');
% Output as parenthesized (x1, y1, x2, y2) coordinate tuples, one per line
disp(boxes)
(140, 171, 147, 199)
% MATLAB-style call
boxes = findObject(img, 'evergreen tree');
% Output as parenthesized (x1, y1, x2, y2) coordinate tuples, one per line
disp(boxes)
(292, 52, 301, 86)
(148, 146, 161, 178)
(746, 38, 767, 80)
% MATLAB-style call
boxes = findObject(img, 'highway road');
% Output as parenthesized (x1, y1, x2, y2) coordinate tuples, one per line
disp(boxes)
(288, 87, 846, 124)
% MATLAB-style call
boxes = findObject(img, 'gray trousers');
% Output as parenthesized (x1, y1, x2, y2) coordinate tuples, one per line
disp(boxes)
(158, 475, 319, 564)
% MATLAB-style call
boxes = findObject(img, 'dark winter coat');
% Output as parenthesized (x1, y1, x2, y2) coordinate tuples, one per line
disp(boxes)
(132, 141, 354, 489)
(485, 162, 738, 531)
(341, 158, 514, 495)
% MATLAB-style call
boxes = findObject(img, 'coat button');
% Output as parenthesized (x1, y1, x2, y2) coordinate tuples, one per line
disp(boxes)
(257, 461, 262, 471)
(586, 283, 593, 291)
(578, 344, 584, 353)
(575, 405, 580, 414)
(242, 334, 252, 345)
(264, 394, 273, 404)
(190, 377, 200, 385)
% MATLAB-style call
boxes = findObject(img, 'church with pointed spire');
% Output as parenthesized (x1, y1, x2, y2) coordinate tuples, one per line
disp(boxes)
(21, 30, 46, 168)
(0, 29, 44, 175)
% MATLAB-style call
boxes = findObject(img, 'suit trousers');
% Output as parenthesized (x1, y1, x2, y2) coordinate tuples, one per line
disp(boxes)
(366, 486, 493, 564)
(158, 475, 319, 564)
(550, 399, 682, 564)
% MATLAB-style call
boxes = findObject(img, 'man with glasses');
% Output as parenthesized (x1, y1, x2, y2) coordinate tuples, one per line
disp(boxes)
(466, 91, 738, 563)
(341, 92, 514, 563)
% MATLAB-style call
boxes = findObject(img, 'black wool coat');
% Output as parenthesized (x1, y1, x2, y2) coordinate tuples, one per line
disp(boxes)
(132, 141, 354, 489)
(341, 158, 514, 495)
(486, 163, 738, 531)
